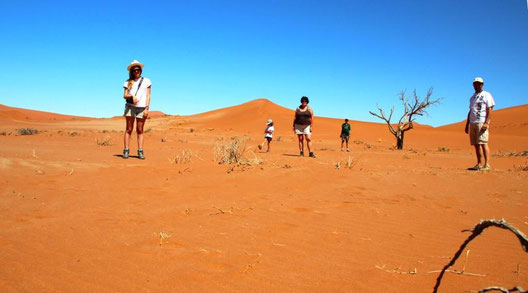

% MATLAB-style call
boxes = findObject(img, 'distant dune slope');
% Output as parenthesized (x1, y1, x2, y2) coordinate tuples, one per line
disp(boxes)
(0, 104, 90, 121)
(438, 104, 528, 136)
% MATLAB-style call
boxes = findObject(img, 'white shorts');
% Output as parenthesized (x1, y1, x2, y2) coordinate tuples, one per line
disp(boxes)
(294, 124, 311, 135)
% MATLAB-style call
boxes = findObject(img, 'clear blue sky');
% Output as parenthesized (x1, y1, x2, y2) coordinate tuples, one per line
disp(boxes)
(1, 0, 526, 126)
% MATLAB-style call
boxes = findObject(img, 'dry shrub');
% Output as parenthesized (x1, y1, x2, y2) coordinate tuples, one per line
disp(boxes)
(17, 128, 38, 135)
(437, 146, 450, 152)
(213, 136, 261, 166)
(513, 161, 528, 171)
(170, 150, 192, 164)
(96, 137, 111, 146)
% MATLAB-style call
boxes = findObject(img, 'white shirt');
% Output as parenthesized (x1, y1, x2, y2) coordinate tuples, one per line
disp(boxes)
(469, 90, 495, 124)
(265, 126, 274, 138)
(123, 77, 152, 108)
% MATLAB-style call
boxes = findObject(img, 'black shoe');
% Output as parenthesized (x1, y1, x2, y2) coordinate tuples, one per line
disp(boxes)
(123, 148, 129, 159)
(300, 151, 304, 157)
(309, 152, 316, 158)
(138, 149, 145, 160)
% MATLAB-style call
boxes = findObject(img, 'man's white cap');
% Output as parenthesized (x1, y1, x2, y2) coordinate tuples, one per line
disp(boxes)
(473, 77, 484, 83)
(267, 119, 273, 125)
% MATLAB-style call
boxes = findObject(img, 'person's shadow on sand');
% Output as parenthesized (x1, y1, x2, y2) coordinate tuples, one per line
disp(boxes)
(113, 154, 141, 159)
(282, 153, 301, 157)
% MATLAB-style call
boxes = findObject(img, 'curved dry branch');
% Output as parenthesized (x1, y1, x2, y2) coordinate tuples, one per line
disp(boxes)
(433, 219, 528, 293)
(478, 286, 526, 293)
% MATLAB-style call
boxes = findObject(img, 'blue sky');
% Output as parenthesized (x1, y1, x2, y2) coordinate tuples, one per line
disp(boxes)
(1, 0, 526, 126)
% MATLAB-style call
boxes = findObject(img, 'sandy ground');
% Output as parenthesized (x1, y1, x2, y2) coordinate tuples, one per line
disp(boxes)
(1, 100, 527, 292)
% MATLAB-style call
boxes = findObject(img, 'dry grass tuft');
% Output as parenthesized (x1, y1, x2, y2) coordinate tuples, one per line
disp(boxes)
(513, 161, 528, 171)
(96, 137, 111, 146)
(437, 146, 450, 152)
(170, 149, 193, 164)
(494, 150, 528, 157)
(17, 128, 39, 135)
(354, 139, 372, 148)
(213, 136, 262, 166)
(336, 156, 357, 170)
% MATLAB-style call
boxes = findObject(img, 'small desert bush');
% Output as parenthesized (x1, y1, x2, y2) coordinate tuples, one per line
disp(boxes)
(96, 137, 111, 146)
(513, 161, 528, 171)
(170, 150, 192, 164)
(17, 128, 38, 135)
(0, 131, 6, 136)
(213, 136, 261, 166)
(437, 146, 450, 152)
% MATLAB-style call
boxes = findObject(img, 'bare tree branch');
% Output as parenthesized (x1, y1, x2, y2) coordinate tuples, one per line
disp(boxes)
(369, 88, 440, 149)
(433, 219, 528, 293)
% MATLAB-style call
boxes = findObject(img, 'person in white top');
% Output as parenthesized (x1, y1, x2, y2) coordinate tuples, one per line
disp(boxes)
(122, 60, 152, 160)
(465, 77, 495, 171)
(258, 119, 275, 153)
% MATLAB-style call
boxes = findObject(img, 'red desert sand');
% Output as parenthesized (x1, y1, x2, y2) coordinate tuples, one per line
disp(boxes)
(0, 99, 527, 292)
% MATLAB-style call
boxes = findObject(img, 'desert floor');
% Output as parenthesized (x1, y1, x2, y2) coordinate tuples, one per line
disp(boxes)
(1, 101, 527, 292)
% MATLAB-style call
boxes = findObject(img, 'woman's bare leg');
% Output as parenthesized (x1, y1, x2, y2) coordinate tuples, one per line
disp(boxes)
(124, 117, 135, 148)
(136, 118, 146, 149)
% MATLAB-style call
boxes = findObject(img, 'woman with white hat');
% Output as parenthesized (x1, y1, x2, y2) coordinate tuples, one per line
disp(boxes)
(122, 60, 152, 159)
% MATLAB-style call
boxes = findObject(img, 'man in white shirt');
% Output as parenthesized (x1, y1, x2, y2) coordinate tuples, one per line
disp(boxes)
(465, 77, 495, 171)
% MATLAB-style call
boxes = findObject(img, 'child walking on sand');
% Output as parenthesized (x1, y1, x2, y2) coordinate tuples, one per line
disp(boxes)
(258, 119, 274, 153)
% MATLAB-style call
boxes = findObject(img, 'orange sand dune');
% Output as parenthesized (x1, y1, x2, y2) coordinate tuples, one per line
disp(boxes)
(0, 104, 91, 122)
(438, 104, 528, 136)
(0, 100, 527, 292)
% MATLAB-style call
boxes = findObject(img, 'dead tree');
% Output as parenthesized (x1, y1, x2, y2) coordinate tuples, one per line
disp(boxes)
(369, 88, 440, 150)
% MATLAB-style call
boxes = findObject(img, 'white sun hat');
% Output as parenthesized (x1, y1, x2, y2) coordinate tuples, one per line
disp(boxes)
(127, 60, 144, 71)
(267, 119, 273, 125)
(473, 77, 484, 83)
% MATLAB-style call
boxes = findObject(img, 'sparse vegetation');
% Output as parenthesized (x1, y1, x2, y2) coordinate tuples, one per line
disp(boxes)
(437, 146, 450, 152)
(170, 150, 192, 164)
(494, 150, 528, 157)
(0, 131, 6, 136)
(336, 156, 357, 170)
(96, 137, 111, 146)
(69, 131, 79, 136)
(513, 161, 528, 171)
(213, 136, 261, 166)
(17, 128, 39, 135)
(189, 128, 194, 133)
(354, 140, 372, 148)
(161, 137, 167, 142)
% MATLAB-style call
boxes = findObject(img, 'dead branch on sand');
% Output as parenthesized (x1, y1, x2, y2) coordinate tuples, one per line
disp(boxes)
(433, 219, 528, 293)
(478, 286, 526, 293)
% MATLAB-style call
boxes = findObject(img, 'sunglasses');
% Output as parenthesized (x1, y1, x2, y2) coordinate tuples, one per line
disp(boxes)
(132, 68, 142, 72)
